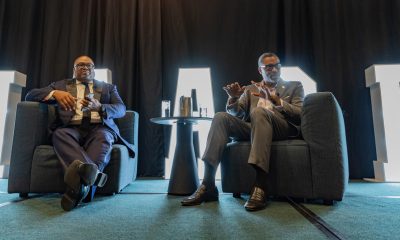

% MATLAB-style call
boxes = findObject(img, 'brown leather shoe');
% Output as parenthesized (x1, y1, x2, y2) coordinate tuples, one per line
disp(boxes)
(244, 186, 267, 211)
(181, 184, 219, 206)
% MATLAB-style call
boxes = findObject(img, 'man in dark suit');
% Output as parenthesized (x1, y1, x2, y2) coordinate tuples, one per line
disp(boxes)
(181, 52, 304, 211)
(26, 55, 134, 211)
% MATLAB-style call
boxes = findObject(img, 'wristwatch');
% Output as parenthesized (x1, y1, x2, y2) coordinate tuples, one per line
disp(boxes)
(99, 105, 107, 118)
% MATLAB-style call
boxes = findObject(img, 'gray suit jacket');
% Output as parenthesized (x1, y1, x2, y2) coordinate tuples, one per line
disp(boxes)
(226, 78, 304, 134)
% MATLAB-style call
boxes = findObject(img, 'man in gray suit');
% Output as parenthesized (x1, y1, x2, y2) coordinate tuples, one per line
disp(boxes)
(181, 52, 304, 211)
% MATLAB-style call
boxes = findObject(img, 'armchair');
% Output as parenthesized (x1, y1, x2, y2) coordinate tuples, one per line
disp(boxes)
(221, 92, 349, 203)
(8, 101, 139, 197)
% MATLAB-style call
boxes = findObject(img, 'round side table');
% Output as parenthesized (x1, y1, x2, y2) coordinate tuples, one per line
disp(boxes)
(150, 116, 212, 195)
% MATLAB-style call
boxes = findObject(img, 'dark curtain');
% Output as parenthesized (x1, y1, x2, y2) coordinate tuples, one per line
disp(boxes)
(0, 0, 165, 177)
(1, 0, 400, 178)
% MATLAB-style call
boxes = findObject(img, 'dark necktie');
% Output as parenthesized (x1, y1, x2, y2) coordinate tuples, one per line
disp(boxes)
(81, 82, 91, 130)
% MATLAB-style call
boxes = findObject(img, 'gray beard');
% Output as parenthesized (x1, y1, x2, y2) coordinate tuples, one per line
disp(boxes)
(264, 77, 278, 84)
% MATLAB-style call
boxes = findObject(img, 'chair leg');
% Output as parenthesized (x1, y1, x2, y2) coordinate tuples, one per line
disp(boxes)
(19, 193, 28, 198)
(233, 193, 241, 198)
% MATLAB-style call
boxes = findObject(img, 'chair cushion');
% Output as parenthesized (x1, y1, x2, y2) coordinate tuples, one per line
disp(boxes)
(221, 139, 313, 197)
(30, 145, 64, 193)
(29, 144, 135, 194)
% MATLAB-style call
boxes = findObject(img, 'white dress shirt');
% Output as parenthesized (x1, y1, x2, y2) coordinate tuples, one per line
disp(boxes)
(45, 80, 102, 124)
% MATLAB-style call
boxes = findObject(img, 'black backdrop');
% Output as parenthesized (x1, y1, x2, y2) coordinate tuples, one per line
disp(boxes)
(1, 0, 400, 178)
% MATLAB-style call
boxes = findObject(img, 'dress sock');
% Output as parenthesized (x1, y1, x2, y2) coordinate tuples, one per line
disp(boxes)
(254, 166, 268, 192)
(201, 162, 216, 188)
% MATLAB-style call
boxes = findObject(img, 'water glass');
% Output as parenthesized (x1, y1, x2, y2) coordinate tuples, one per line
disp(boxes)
(161, 100, 171, 117)
(199, 107, 208, 117)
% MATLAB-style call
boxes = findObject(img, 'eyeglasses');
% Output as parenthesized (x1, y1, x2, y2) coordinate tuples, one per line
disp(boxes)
(74, 63, 95, 70)
(260, 63, 281, 71)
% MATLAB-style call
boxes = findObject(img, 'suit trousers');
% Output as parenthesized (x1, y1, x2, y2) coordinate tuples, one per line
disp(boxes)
(52, 124, 117, 171)
(202, 107, 295, 173)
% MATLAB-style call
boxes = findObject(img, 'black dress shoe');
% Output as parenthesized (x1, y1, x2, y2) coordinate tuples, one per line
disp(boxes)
(244, 186, 267, 211)
(61, 160, 88, 211)
(82, 187, 95, 203)
(61, 160, 108, 211)
(77, 162, 107, 203)
(77, 161, 108, 187)
(61, 184, 90, 211)
(181, 184, 219, 206)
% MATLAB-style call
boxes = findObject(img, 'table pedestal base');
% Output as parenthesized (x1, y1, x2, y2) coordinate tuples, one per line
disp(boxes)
(168, 122, 199, 195)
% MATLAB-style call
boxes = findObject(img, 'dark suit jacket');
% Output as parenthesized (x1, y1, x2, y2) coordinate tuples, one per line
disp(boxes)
(25, 78, 135, 156)
(226, 78, 304, 135)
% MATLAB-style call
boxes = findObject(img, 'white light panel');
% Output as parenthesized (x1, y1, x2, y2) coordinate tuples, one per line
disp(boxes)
(365, 64, 400, 182)
(281, 66, 317, 95)
(94, 68, 112, 83)
(166, 68, 215, 179)
(0, 71, 26, 178)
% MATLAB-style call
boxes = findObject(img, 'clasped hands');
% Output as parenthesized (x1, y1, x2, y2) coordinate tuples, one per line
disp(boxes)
(222, 81, 282, 106)
(52, 90, 102, 112)
(250, 80, 281, 106)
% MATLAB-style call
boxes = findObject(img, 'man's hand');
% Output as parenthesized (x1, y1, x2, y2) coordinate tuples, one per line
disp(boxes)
(251, 81, 281, 106)
(222, 82, 245, 98)
(80, 96, 102, 112)
(53, 90, 77, 111)
(268, 91, 281, 106)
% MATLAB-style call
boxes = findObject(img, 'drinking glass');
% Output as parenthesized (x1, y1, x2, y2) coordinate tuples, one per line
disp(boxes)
(161, 100, 171, 117)
(199, 106, 208, 117)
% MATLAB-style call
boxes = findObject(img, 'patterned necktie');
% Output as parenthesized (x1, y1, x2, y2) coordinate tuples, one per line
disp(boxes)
(81, 82, 91, 130)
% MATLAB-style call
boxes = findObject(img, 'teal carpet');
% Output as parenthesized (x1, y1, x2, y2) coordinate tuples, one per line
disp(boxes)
(0, 180, 20, 205)
(1, 179, 400, 239)
(121, 179, 223, 194)
(303, 182, 400, 240)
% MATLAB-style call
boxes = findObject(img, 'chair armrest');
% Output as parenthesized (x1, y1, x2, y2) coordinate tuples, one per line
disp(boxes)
(301, 92, 349, 200)
(115, 110, 139, 152)
(8, 102, 50, 193)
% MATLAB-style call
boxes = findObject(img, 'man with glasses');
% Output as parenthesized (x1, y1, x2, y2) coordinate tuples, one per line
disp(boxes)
(181, 52, 304, 211)
(26, 55, 134, 211)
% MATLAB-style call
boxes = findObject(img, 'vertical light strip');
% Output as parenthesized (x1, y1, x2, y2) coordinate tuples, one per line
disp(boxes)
(365, 64, 400, 182)
(165, 68, 216, 179)
(0, 71, 26, 178)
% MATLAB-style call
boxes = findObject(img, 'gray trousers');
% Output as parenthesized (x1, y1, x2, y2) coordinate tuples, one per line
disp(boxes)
(202, 107, 295, 173)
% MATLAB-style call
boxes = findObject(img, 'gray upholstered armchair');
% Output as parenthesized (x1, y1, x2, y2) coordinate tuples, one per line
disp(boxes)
(221, 92, 349, 204)
(8, 101, 138, 197)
